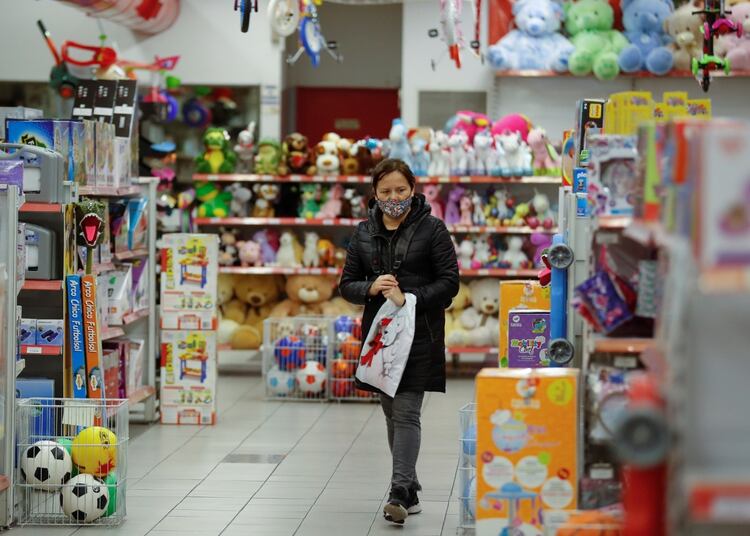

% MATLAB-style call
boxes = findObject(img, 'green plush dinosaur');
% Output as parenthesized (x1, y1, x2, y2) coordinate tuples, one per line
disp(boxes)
(195, 128, 237, 174)
(565, 0, 629, 81)
(195, 181, 232, 217)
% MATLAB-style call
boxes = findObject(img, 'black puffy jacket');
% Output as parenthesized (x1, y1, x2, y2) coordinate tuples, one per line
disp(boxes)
(339, 194, 460, 394)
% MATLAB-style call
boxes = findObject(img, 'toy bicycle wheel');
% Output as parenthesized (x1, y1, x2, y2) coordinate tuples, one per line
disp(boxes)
(547, 243, 574, 269)
(613, 406, 669, 468)
(239, 0, 253, 32)
(269, 0, 300, 37)
(548, 338, 574, 365)
(700, 74, 711, 92)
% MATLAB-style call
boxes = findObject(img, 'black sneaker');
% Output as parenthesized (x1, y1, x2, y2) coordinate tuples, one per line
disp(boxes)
(383, 486, 409, 524)
(406, 487, 422, 515)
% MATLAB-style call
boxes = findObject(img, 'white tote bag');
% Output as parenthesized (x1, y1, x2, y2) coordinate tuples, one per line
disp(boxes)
(355, 293, 417, 397)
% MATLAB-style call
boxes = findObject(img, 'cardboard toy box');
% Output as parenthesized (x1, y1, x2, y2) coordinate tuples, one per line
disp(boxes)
(508, 310, 550, 368)
(160, 234, 218, 330)
(160, 330, 217, 425)
(499, 281, 550, 367)
(476, 368, 579, 536)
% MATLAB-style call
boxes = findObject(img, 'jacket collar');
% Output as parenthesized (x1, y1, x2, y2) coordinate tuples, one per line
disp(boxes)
(367, 193, 430, 236)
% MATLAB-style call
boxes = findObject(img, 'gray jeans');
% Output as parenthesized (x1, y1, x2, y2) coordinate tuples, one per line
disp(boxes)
(380, 391, 424, 492)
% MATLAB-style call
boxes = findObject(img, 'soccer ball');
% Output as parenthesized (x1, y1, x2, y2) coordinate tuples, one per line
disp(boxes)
(274, 336, 307, 370)
(266, 365, 295, 396)
(60, 473, 109, 523)
(295, 360, 326, 394)
(20, 440, 73, 490)
(71, 426, 118, 477)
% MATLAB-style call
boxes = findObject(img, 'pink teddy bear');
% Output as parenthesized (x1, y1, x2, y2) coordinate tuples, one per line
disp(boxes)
(716, 2, 750, 70)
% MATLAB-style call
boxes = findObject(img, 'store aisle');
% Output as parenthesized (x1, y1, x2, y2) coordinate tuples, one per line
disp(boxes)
(12, 375, 474, 536)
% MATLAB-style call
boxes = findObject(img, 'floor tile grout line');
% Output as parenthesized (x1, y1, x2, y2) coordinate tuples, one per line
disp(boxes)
(217, 401, 336, 536)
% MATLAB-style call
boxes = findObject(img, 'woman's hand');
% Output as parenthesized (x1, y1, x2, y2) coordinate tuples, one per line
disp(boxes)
(383, 284, 405, 307)
(368, 274, 398, 296)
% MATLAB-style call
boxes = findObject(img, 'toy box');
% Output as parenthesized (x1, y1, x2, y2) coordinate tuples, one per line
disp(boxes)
(575, 99, 606, 161)
(0, 106, 42, 140)
(6, 119, 72, 182)
(127, 339, 145, 396)
(16, 378, 55, 439)
(129, 258, 149, 312)
(66, 275, 87, 398)
(102, 347, 121, 399)
(476, 368, 578, 536)
(106, 265, 133, 326)
(0, 160, 24, 191)
(36, 319, 64, 347)
(95, 121, 115, 186)
(19, 318, 36, 345)
(127, 198, 148, 251)
(160, 234, 218, 331)
(586, 135, 638, 216)
(160, 330, 217, 425)
(113, 79, 137, 138)
(109, 199, 130, 253)
(113, 137, 131, 187)
(499, 281, 550, 368)
(83, 120, 96, 185)
(508, 310, 550, 368)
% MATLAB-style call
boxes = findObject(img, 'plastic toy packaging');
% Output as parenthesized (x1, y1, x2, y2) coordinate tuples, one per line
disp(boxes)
(586, 135, 638, 216)
(587, 365, 631, 443)
(579, 475, 622, 510)
(574, 270, 633, 334)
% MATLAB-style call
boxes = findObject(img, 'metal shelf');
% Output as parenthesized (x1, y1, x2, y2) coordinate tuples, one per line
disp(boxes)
(193, 173, 562, 185)
(218, 266, 540, 278)
(122, 308, 149, 325)
(20, 346, 62, 356)
(593, 337, 654, 354)
(128, 385, 156, 405)
(78, 185, 142, 197)
(495, 69, 750, 79)
(19, 202, 63, 213)
(21, 280, 63, 292)
(446, 346, 498, 354)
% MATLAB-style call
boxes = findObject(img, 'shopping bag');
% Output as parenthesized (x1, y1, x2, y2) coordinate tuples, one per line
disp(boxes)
(355, 293, 416, 397)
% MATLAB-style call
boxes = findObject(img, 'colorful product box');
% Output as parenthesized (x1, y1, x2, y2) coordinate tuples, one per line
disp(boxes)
(6, 119, 72, 181)
(66, 275, 87, 398)
(586, 134, 638, 216)
(160, 234, 219, 331)
(36, 319, 64, 347)
(83, 120, 96, 185)
(575, 99, 606, 161)
(95, 121, 115, 186)
(106, 265, 133, 326)
(19, 318, 36, 345)
(499, 281, 550, 368)
(16, 378, 55, 439)
(81, 274, 103, 399)
(508, 310, 550, 368)
(0, 106, 42, 140)
(476, 368, 579, 536)
(160, 330, 217, 425)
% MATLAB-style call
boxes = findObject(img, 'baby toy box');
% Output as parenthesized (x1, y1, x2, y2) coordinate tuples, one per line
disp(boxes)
(499, 281, 550, 367)
(476, 368, 578, 536)
(160, 330, 217, 425)
(508, 310, 550, 368)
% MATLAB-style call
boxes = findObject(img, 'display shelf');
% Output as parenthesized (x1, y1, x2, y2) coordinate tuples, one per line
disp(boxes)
(15, 359, 25, 377)
(597, 216, 633, 230)
(101, 326, 125, 341)
(20, 346, 62, 356)
(19, 202, 63, 214)
(458, 268, 539, 278)
(446, 346, 498, 354)
(495, 69, 750, 79)
(21, 280, 63, 292)
(447, 225, 557, 234)
(700, 267, 750, 293)
(78, 185, 142, 197)
(193, 173, 562, 185)
(92, 262, 116, 274)
(218, 266, 540, 278)
(593, 337, 654, 354)
(113, 248, 148, 261)
(624, 219, 671, 248)
(122, 308, 149, 325)
(128, 385, 156, 405)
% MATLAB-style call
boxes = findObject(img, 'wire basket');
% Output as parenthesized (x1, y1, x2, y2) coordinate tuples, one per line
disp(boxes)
(15, 398, 128, 526)
(458, 402, 476, 533)
(328, 315, 378, 402)
(262, 316, 333, 401)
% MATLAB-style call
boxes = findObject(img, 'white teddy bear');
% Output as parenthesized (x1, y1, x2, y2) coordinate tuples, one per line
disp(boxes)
(458, 278, 501, 346)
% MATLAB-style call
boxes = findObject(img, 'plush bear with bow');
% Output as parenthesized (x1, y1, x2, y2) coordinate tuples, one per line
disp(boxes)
(618, 0, 674, 75)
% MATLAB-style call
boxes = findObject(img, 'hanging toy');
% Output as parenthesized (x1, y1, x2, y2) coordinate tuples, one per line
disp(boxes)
(287, 0, 342, 67)
(692, 0, 741, 91)
(75, 199, 106, 275)
(36, 20, 79, 99)
(269, 0, 301, 36)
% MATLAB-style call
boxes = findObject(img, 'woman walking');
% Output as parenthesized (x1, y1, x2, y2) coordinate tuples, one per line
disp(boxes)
(339, 158, 459, 524)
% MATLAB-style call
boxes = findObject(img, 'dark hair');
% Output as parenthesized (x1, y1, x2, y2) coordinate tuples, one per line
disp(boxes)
(371, 158, 416, 191)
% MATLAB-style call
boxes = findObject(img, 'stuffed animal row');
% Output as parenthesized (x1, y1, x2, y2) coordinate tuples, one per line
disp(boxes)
(453, 232, 552, 271)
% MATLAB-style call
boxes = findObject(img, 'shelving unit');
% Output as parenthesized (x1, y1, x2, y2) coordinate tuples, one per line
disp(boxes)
(193, 173, 562, 185)
(218, 265, 540, 278)
(494, 69, 750, 79)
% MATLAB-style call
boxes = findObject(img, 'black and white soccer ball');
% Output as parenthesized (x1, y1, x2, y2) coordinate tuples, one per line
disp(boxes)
(60, 473, 109, 523)
(19, 440, 72, 490)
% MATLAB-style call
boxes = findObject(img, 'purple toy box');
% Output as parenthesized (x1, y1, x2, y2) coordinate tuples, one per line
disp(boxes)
(507, 309, 550, 367)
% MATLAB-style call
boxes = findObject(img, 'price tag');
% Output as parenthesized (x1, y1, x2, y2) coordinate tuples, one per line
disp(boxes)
(614, 355, 638, 369)
(589, 465, 614, 480)
(26, 346, 42, 355)
(323, 219, 334, 226)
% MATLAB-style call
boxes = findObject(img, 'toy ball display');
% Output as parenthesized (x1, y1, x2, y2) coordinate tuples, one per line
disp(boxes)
(340, 335, 361, 361)
(274, 336, 307, 370)
(351, 317, 362, 339)
(331, 358, 355, 378)
(71, 426, 118, 478)
(334, 315, 354, 335)
(60, 473, 110, 523)
(331, 379, 354, 398)
(295, 360, 327, 394)
(266, 365, 295, 396)
(20, 440, 73, 490)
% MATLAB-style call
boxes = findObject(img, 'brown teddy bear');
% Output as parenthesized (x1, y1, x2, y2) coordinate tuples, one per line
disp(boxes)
(230, 274, 286, 349)
(284, 132, 317, 175)
(270, 274, 339, 317)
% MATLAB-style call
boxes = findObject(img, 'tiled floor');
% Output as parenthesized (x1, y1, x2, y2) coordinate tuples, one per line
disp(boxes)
(11, 374, 474, 536)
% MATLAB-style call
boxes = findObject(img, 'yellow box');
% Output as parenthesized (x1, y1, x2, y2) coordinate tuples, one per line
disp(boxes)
(499, 281, 550, 367)
(476, 368, 579, 536)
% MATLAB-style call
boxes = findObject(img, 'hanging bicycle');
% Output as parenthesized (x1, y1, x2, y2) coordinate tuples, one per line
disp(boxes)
(287, 0, 342, 67)
(428, 0, 482, 70)
(235, 0, 258, 33)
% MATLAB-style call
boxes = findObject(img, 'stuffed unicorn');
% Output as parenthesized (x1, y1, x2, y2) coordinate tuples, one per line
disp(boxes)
(472, 129, 495, 175)
(496, 131, 533, 176)
(449, 130, 470, 176)
(428, 130, 451, 176)
(387, 118, 413, 168)
(410, 136, 431, 176)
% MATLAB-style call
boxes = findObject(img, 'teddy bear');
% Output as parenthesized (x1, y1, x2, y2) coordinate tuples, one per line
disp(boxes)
(565, 0, 629, 80)
(315, 141, 341, 175)
(457, 278, 501, 347)
(445, 282, 472, 346)
(229, 275, 286, 349)
(284, 132, 317, 175)
(716, 1, 750, 70)
(501, 236, 530, 269)
(488, 0, 575, 72)
(251, 183, 280, 217)
(665, 1, 703, 71)
(218, 274, 239, 345)
(618, 0, 674, 75)
(270, 275, 339, 317)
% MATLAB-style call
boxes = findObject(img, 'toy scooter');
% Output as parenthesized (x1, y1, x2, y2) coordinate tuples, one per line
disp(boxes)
(692, 0, 741, 91)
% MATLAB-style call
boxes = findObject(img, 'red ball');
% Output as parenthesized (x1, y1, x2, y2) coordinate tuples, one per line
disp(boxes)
(341, 336, 361, 361)
(542, 217, 554, 230)
(526, 216, 540, 229)
(331, 359, 354, 378)
(332, 379, 354, 398)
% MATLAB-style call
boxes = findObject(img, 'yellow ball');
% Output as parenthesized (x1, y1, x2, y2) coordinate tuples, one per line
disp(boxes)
(71, 426, 118, 477)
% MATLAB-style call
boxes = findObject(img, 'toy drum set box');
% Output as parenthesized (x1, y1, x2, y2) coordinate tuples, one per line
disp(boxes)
(160, 233, 219, 424)
(475, 368, 579, 536)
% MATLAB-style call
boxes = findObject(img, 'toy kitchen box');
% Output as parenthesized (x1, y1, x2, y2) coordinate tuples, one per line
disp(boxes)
(160, 234, 218, 331)
(476, 368, 578, 536)
(160, 330, 217, 425)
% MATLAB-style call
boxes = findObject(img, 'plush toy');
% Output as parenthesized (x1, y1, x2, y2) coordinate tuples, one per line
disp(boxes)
(226, 182, 252, 216)
(317, 238, 336, 267)
(495, 132, 533, 177)
(491, 114, 533, 143)
(302, 232, 321, 268)
(618, 0, 674, 75)
(234, 121, 256, 173)
(284, 132, 316, 175)
(218, 273, 239, 344)
(445, 186, 465, 225)
(473, 234, 492, 267)
(445, 282, 472, 346)
(458, 278, 501, 346)
(237, 239, 262, 267)
(501, 236, 530, 268)
(716, 1, 750, 70)
(428, 130, 450, 177)
(457, 239, 475, 269)
(352, 140, 376, 175)
(488, 0, 574, 71)
(276, 231, 302, 267)
(422, 184, 443, 219)
(447, 111, 492, 144)
(253, 230, 278, 264)
(459, 194, 474, 226)
(448, 130, 470, 176)
(471, 191, 486, 226)
(318, 184, 344, 218)
(231, 275, 285, 349)
(254, 139, 283, 175)
(530, 232, 553, 266)
(530, 190, 555, 229)
(511, 201, 530, 227)
(251, 183, 279, 218)
(314, 141, 340, 175)
(527, 128, 561, 175)
(410, 137, 430, 176)
(195, 127, 237, 174)
(472, 129, 494, 176)
(386, 118, 413, 168)
(345, 188, 367, 219)
(565, 0, 629, 80)
(270, 275, 339, 317)
(299, 184, 322, 219)
(195, 181, 232, 217)
(339, 140, 360, 175)
(218, 227, 239, 266)
(665, 1, 703, 71)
